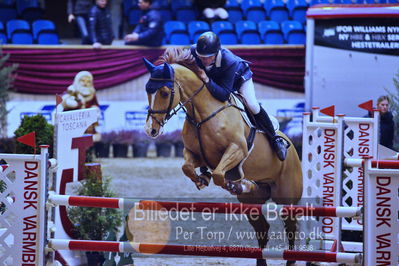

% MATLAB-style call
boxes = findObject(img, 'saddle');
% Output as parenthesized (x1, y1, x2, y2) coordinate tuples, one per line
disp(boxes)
(224, 93, 280, 182)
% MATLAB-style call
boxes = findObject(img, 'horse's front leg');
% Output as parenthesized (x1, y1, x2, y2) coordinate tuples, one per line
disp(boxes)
(212, 142, 246, 187)
(182, 147, 209, 190)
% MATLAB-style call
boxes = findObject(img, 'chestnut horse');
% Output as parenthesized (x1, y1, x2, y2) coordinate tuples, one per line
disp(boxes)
(143, 48, 302, 266)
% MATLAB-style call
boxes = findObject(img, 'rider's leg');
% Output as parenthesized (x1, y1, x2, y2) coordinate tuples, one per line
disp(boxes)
(238, 79, 287, 161)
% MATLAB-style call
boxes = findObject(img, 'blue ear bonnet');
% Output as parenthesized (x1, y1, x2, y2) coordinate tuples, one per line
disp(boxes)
(145, 62, 174, 94)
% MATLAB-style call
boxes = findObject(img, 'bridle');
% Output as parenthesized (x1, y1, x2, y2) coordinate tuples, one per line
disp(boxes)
(147, 77, 206, 127)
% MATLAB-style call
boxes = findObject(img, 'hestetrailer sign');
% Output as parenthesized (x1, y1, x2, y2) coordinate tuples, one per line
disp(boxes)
(315, 18, 399, 56)
(305, 5, 399, 116)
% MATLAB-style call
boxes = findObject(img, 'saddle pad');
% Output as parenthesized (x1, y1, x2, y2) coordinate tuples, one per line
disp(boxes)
(230, 94, 280, 131)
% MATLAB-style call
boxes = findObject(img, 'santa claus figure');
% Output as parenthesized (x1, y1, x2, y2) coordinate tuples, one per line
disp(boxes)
(62, 71, 101, 142)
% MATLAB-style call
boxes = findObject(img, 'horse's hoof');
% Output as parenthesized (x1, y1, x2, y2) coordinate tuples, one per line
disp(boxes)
(198, 173, 211, 187)
(225, 181, 243, 195)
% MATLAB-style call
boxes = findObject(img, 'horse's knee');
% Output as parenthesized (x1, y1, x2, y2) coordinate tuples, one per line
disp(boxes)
(182, 164, 198, 183)
(212, 171, 225, 186)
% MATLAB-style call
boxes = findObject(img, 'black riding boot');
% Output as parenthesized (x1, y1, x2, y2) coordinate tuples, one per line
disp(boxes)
(254, 107, 288, 161)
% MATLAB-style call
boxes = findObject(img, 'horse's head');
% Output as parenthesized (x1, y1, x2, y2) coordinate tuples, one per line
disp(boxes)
(143, 58, 180, 138)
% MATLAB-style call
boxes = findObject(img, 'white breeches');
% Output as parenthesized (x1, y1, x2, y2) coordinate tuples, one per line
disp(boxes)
(238, 78, 260, 114)
(203, 7, 229, 20)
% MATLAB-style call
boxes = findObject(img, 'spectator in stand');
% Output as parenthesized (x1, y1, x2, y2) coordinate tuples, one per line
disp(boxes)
(194, 0, 228, 23)
(376, 95, 395, 149)
(89, 0, 114, 48)
(67, 0, 93, 44)
(124, 0, 163, 46)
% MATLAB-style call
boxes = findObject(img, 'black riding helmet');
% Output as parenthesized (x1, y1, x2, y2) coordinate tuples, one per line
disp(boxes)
(196, 31, 221, 57)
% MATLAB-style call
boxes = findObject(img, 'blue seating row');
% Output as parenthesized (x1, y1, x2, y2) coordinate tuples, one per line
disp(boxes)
(0, 0, 43, 23)
(0, 19, 60, 44)
(124, 0, 398, 26)
(123, 0, 308, 25)
(164, 20, 306, 45)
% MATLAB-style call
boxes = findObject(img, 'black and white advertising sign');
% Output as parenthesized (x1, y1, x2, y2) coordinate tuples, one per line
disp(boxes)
(315, 18, 399, 55)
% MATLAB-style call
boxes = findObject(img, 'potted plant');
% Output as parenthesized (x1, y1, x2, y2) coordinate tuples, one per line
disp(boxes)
(14, 114, 54, 156)
(169, 129, 184, 157)
(68, 172, 122, 265)
(155, 132, 174, 157)
(94, 131, 115, 158)
(131, 130, 151, 158)
(112, 130, 133, 158)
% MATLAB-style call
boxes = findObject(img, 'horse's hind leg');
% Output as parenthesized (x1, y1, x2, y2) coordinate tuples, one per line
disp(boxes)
(284, 216, 298, 266)
(247, 214, 269, 266)
(212, 143, 246, 186)
(237, 185, 271, 266)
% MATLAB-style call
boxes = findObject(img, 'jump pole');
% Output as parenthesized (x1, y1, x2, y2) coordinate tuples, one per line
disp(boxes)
(48, 239, 362, 264)
(47, 194, 362, 218)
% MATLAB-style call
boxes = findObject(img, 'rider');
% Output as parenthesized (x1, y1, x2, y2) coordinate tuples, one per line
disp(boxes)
(190, 31, 288, 161)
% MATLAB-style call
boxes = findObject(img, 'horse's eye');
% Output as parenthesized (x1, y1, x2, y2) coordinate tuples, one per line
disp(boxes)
(160, 90, 169, 98)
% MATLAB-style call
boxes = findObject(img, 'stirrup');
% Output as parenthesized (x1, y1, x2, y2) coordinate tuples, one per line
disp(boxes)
(274, 135, 291, 149)
(273, 136, 288, 161)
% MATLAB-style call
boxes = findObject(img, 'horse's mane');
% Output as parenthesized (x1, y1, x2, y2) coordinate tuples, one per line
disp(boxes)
(155, 47, 203, 79)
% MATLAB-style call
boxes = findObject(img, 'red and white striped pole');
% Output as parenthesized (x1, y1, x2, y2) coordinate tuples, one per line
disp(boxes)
(345, 158, 399, 169)
(48, 239, 361, 264)
(48, 194, 362, 218)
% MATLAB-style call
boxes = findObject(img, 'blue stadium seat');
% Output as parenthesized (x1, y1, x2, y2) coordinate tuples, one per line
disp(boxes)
(16, 0, 43, 21)
(241, 0, 266, 23)
(235, 20, 261, 44)
(265, 0, 289, 23)
(175, 8, 197, 23)
(226, 0, 244, 23)
(258, 20, 284, 44)
(0, 7, 17, 23)
(164, 21, 190, 44)
(36, 31, 59, 44)
(153, 0, 169, 9)
(287, 0, 308, 24)
(211, 21, 234, 35)
(7, 19, 29, 38)
(387, 0, 398, 3)
(169, 32, 190, 44)
(32, 19, 54, 39)
(211, 21, 238, 44)
(153, 0, 172, 21)
(166, 34, 191, 45)
(0, 21, 7, 44)
(159, 9, 173, 22)
(281, 20, 305, 44)
(364, 0, 387, 3)
(171, 0, 192, 11)
(32, 20, 59, 44)
(333, 0, 354, 3)
(7, 19, 33, 44)
(188, 21, 210, 42)
(310, 0, 330, 5)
